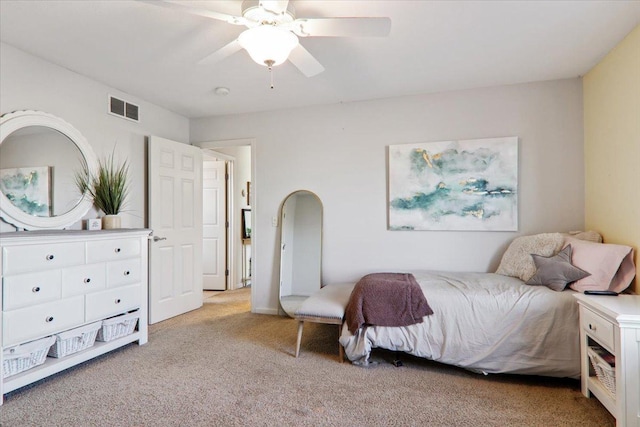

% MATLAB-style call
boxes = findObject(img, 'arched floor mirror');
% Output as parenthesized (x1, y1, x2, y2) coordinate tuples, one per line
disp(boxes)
(279, 190, 322, 317)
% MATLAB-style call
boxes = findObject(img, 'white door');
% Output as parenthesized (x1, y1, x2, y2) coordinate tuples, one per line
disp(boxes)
(148, 136, 203, 324)
(203, 159, 227, 290)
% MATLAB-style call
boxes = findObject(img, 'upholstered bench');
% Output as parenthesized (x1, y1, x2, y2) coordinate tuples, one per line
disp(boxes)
(293, 283, 355, 361)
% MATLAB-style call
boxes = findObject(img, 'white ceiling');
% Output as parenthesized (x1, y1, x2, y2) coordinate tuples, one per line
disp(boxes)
(1, 1, 639, 119)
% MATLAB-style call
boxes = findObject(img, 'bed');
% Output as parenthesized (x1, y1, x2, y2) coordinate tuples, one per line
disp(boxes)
(337, 232, 635, 379)
(339, 270, 582, 378)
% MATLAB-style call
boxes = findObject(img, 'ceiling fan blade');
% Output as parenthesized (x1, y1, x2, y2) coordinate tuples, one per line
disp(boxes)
(291, 17, 391, 37)
(259, 1, 290, 15)
(139, 0, 248, 26)
(287, 44, 325, 77)
(198, 39, 243, 65)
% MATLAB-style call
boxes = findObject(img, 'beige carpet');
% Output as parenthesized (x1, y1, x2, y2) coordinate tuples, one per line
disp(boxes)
(1, 288, 614, 426)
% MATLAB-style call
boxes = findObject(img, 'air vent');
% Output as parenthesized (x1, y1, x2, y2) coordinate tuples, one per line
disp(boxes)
(108, 95, 140, 122)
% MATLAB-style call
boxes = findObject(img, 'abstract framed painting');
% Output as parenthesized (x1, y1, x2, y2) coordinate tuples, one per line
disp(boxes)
(388, 137, 518, 231)
(0, 166, 52, 217)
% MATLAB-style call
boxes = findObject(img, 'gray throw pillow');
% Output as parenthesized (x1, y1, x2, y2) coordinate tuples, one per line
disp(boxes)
(526, 245, 591, 291)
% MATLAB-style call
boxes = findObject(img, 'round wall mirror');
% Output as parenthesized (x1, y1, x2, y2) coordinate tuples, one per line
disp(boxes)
(0, 110, 98, 230)
(279, 190, 323, 317)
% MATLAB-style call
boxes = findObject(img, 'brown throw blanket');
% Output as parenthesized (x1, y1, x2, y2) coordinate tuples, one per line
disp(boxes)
(345, 273, 433, 334)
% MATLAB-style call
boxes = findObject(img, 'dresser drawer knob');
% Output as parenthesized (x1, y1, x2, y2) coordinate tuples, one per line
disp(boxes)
(84, 278, 91, 284)
(45, 316, 54, 323)
(589, 323, 597, 332)
(115, 248, 122, 253)
(32, 286, 41, 293)
(115, 298, 122, 304)
(46, 254, 55, 261)
(124, 270, 131, 276)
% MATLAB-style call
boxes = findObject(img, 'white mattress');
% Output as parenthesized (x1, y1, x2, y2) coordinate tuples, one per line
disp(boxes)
(339, 271, 581, 378)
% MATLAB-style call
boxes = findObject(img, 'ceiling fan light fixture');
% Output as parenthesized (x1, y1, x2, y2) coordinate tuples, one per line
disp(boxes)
(238, 25, 299, 67)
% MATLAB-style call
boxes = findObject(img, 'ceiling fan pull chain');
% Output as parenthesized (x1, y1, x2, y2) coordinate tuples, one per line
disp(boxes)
(265, 59, 275, 89)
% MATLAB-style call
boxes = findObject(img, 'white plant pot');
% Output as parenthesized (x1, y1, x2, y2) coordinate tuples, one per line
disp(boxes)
(102, 215, 121, 229)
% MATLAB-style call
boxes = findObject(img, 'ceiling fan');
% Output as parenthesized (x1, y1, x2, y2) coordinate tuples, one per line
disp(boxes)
(142, 0, 391, 79)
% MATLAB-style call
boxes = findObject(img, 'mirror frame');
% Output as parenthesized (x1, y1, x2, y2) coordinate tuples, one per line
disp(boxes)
(0, 110, 98, 230)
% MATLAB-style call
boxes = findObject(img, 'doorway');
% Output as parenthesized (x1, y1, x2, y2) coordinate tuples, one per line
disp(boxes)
(198, 142, 253, 298)
(202, 152, 228, 291)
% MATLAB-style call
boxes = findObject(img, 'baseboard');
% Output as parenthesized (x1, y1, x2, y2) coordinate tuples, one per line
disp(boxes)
(252, 307, 279, 315)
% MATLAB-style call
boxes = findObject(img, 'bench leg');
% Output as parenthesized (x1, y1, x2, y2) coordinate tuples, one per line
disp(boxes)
(338, 325, 344, 363)
(295, 320, 304, 358)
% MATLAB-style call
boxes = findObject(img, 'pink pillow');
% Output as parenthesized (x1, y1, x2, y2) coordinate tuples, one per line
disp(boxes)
(566, 237, 636, 293)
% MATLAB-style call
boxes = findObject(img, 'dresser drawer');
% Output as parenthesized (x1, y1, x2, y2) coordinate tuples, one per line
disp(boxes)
(2, 242, 85, 275)
(61, 263, 107, 297)
(86, 238, 141, 263)
(107, 258, 141, 288)
(85, 284, 141, 322)
(3, 270, 62, 311)
(3, 296, 84, 346)
(581, 307, 615, 352)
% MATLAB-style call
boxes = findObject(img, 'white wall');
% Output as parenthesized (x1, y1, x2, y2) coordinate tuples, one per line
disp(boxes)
(0, 43, 189, 231)
(191, 78, 585, 314)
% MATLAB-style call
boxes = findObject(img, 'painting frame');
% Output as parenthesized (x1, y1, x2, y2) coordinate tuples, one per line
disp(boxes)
(0, 166, 52, 217)
(388, 137, 518, 231)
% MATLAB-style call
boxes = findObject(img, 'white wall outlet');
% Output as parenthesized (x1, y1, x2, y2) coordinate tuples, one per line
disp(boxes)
(272, 216, 278, 227)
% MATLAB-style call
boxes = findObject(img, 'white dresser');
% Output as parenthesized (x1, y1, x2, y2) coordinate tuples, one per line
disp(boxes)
(0, 229, 150, 403)
(575, 294, 640, 427)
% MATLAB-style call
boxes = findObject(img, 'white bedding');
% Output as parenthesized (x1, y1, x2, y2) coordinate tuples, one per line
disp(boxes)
(339, 271, 581, 378)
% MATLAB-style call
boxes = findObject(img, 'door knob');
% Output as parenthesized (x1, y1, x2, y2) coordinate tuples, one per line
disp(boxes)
(153, 236, 167, 242)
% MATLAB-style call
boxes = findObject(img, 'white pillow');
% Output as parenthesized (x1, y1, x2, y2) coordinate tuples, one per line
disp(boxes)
(495, 233, 565, 282)
(566, 237, 636, 293)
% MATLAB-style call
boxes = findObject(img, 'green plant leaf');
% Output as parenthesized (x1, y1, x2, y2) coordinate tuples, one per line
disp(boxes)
(74, 150, 130, 215)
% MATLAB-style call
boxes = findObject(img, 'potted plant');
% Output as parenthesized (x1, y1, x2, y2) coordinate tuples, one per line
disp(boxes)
(75, 152, 130, 229)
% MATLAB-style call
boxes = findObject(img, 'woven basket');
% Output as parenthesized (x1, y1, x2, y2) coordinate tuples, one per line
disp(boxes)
(3, 336, 56, 378)
(48, 321, 102, 358)
(588, 346, 616, 395)
(97, 311, 139, 342)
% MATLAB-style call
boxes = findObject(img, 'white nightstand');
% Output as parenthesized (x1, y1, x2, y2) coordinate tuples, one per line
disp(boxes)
(574, 293, 640, 427)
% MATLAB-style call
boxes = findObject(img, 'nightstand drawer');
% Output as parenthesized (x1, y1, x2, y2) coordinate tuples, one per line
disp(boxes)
(581, 307, 615, 352)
